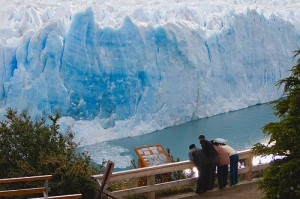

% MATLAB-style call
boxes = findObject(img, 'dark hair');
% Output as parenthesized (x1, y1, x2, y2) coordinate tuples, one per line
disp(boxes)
(199, 135, 205, 139)
(189, 144, 196, 150)
(210, 140, 219, 146)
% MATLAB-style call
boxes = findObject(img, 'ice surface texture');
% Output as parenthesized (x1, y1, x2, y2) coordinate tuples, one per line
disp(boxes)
(0, 0, 299, 145)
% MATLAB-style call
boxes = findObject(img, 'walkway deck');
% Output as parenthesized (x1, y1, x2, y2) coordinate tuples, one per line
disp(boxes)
(160, 178, 264, 199)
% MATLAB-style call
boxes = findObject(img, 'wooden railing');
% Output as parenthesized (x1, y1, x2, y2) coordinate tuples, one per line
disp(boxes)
(0, 175, 82, 199)
(0, 175, 52, 198)
(92, 149, 270, 199)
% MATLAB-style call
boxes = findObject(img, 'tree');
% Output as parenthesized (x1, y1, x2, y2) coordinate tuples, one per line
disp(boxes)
(252, 50, 300, 198)
(0, 109, 100, 198)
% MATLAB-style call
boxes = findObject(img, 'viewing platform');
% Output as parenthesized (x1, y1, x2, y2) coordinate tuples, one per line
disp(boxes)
(160, 178, 264, 199)
(0, 149, 266, 199)
(92, 149, 269, 199)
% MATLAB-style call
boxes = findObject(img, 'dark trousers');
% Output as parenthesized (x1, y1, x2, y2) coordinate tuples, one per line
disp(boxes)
(217, 164, 228, 189)
(230, 154, 239, 185)
(196, 165, 210, 193)
(210, 163, 216, 190)
(205, 156, 218, 190)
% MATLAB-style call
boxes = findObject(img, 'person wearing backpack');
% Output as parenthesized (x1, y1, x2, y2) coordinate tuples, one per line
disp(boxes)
(188, 144, 210, 194)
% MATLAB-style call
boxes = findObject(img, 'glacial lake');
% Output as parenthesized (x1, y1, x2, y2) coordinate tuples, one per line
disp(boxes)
(82, 102, 278, 170)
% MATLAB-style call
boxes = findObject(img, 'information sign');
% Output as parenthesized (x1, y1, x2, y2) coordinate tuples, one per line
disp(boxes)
(134, 144, 172, 167)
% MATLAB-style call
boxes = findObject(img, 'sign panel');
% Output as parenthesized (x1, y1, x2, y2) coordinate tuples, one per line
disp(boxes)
(134, 144, 172, 167)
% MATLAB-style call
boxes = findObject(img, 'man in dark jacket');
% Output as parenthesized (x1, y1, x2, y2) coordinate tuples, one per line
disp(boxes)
(198, 135, 219, 190)
(188, 144, 209, 194)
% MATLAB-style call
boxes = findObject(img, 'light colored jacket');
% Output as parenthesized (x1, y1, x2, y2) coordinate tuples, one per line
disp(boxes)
(221, 144, 237, 156)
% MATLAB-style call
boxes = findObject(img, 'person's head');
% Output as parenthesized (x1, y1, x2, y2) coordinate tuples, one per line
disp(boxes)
(210, 140, 219, 146)
(189, 144, 196, 150)
(198, 135, 205, 141)
(215, 138, 227, 145)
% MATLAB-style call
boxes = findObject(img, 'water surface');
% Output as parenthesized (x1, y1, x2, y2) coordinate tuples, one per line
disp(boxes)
(82, 103, 278, 170)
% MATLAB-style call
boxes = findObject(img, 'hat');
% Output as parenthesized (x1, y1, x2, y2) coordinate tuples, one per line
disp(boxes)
(215, 138, 227, 143)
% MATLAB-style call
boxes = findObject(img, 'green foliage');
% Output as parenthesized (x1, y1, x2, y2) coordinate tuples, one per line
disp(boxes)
(252, 50, 300, 198)
(0, 109, 100, 198)
(165, 147, 186, 181)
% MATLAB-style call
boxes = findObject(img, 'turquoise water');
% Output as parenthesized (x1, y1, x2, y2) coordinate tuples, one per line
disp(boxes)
(83, 103, 278, 170)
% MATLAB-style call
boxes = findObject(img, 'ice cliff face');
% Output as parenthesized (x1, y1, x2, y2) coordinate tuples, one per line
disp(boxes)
(0, 0, 300, 145)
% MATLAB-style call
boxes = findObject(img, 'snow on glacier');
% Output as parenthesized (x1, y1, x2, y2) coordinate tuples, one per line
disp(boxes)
(0, 0, 300, 151)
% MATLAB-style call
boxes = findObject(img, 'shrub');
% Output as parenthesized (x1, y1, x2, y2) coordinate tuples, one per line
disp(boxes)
(0, 109, 100, 198)
(252, 50, 300, 199)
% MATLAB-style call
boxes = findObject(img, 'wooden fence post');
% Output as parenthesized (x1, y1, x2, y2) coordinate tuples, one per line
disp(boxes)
(244, 153, 253, 180)
(147, 175, 155, 199)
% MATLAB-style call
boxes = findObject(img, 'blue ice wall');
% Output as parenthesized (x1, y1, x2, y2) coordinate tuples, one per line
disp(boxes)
(0, 8, 299, 142)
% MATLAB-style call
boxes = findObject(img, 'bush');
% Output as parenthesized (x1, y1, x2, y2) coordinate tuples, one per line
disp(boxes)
(0, 109, 100, 198)
(252, 50, 300, 198)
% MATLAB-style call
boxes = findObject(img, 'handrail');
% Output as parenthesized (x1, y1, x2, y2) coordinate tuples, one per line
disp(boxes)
(0, 175, 82, 199)
(92, 149, 269, 199)
(0, 175, 52, 197)
(0, 175, 52, 184)
(92, 161, 194, 181)
(32, 194, 82, 199)
(0, 187, 47, 197)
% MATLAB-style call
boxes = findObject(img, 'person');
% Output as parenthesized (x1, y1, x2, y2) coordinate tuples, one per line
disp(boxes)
(217, 141, 239, 186)
(198, 135, 218, 190)
(188, 144, 209, 194)
(211, 140, 230, 189)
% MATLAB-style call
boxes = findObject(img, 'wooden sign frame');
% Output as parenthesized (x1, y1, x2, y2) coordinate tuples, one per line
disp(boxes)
(134, 144, 172, 167)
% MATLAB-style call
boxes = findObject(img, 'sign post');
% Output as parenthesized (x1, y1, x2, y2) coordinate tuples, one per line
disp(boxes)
(97, 160, 123, 199)
(99, 160, 114, 193)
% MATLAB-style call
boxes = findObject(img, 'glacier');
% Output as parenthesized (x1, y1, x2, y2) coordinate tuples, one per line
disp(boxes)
(0, 0, 300, 147)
